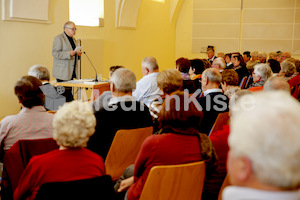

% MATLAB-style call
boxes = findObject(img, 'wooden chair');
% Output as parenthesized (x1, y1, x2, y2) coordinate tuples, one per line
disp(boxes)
(244, 75, 251, 89)
(139, 161, 206, 200)
(239, 76, 248, 89)
(105, 126, 153, 181)
(47, 110, 57, 114)
(217, 174, 231, 200)
(209, 112, 230, 136)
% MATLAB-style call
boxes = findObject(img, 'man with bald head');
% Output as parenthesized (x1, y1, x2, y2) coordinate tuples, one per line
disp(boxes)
(133, 56, 163, 107)
(280, 52, 292, 63)
(198, 68, 229, 134)
(263, 76, 291, 93)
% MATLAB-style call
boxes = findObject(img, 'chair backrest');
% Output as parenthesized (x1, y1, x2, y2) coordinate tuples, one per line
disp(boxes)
(35, 175, 116, 200)
(18, 138, 59, 166)
(105, 126, 153, 181)
(239, 76, 247, 89)
(139, 161, 206, 200)
(217, 174, 231, 200)
(291, 83, 300, 100)
(47, 110, 56, 114)
(2, 138, 58, 199)
(209, 112, 230, 136)
(244, 75, 251, 89)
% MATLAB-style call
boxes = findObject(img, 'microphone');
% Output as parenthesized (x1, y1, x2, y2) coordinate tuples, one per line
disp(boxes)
(83, 51, 98, 82)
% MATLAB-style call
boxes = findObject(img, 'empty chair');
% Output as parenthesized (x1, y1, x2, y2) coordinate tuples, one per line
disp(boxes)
(139, 161, 206, 200)
(105, 126, 153, 181)
(35, 175, 116, 200)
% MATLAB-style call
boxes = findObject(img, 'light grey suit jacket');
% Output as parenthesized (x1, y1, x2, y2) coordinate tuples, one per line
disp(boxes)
(52, 32, 79, 80)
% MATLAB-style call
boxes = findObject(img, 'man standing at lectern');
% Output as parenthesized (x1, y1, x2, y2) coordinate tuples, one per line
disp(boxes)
(52, 21, 82, 102)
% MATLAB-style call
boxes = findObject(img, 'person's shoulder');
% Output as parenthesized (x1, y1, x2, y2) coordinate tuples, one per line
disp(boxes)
(81, 148, 104, 161)
(55, 32, 64, 37)
(29, 149, 60, 165)
(53, 33, 65, 41)
(1, 114, 17, 124)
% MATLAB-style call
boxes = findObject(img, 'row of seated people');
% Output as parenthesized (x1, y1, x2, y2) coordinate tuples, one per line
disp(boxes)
(0, 59, 226, 200)
(1, 54, 300, 199)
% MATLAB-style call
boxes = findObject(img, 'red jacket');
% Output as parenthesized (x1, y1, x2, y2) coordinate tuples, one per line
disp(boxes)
(14, 148, 106, 200)
(127, 133, 202, 200)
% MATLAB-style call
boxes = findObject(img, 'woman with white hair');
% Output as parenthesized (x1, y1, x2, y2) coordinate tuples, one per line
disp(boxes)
(278, 61, 296, 81)
(248, 63, 273, 92)
(14, 101, 106, 200)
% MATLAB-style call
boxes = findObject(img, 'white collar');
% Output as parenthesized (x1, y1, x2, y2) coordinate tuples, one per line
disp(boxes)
(203, 88, 222, 96)
(42, 81, 50, 85)
(209, 56, 216, 61)
(108, 95, 136, 106)
(223, 186, 300, 200)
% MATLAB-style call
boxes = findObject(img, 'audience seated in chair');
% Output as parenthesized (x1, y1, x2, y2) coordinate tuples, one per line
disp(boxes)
(0, 76, 53, 156)
(278, 61, 296, 82)
(189, 59, 205, 81)
(267, 59, 281, 74)
(221, 69, 240, 98)
(257, 51, 267, 63)
(212, 57, 226, 73)
(280, 52, 291, 63)
(28, 64, 66, 111)
(175, 57, 191, 80)
(132, 56, 163, 107)
(87, 68, 153, 160)
(225, 53, 234, 69)
(13, 101, 106, 200)
(231, 53, 249, 84)
(223, 91, 300, 200)
(248, 63, 273, 92)
(263, 76, 291, 93)
(116, 91, 219, 200)
(198, 68, 229, 135)
(92, 65, 124, 113)
(149, 69, 183, 132)
(207, 46, 217, 64)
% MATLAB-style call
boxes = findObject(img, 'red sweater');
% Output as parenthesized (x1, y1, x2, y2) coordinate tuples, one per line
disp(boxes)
(127, 133, 202, 200)
(14, 148, 106, 200)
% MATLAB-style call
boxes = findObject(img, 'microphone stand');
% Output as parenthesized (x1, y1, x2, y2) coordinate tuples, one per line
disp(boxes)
(83, 51, 98, 82)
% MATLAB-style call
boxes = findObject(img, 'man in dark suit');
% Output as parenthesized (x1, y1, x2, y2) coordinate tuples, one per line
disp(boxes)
(87, 68, 153, 160)
(198, 68, 229, 135)
(206, 46, 217, 64)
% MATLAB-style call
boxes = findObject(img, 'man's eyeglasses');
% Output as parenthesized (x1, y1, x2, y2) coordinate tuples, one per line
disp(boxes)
(66, 27, 77, 31)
